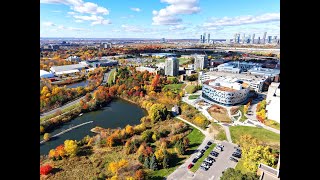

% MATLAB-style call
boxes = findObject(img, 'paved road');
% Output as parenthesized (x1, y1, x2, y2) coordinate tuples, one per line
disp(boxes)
(193, 141, 239, 180)
(40, 69, 113, 118)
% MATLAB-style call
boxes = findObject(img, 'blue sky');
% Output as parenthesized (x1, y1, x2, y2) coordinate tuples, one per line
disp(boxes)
(40, 0, 280, 39)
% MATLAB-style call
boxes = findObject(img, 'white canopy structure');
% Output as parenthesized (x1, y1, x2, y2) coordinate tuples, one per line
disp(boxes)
(40, 70, 55, 78)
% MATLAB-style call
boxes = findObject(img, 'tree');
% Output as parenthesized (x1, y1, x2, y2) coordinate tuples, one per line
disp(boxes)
(149, 155, 158, 170)
(141, 130, 153, 142)
(143, 157, 150, 168)
(220, 168, 259, 180)
(48, 149, 56, 159)
(40, 126, 45, 134)
(55, 145, 66, 157)
(138, 154, 144, 164)
(108, 159, 128, 175)
(175, 140, 185, 155)
(125, 125, 134, 136)
(148, 103, 168, 124)
(135, 169, 146, 180)
(40, 164, 53, 175)
(43, 133, 51, 141)
(163, 156, 169, 169)
(64, 140, 78, 157)
(243, 145, 276, 173)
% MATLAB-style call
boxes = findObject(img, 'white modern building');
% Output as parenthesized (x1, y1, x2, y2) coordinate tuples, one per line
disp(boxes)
(193, 54, 208, 70)
(40, 70, 55, 78)
(266, 82, 280, 123)
(217, 61, 261, 73)
(136, 66, 158, 74)
(165, 57, 179, 76)
(202, 77, 250, 106)
(248, 67, 280, 77)
(50, 64, 87, 75)
(66, 56, 80, 62)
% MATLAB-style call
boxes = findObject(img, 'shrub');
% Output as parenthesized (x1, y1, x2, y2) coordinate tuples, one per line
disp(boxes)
(40, 164, 53, 175)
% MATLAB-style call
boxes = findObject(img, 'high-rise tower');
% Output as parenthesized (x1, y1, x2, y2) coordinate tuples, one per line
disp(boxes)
(262, 32, 267, 44)
(252, 34, 255, 44)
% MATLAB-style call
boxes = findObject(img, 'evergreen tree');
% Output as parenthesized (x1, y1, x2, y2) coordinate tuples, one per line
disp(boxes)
(138, 154, 144, 164)
(143, 157, 150, 168)
(162, 156, 169, 169)
(149, 155, 158, 170)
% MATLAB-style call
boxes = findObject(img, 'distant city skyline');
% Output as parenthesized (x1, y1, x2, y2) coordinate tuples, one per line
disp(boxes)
(40, 0, 280, 39)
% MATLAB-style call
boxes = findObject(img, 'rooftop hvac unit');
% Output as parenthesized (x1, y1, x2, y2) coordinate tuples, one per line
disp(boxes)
(215, 82, 220, 86)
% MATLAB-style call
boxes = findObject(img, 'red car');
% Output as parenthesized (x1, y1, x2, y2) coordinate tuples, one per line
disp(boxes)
(188, 163, 194, 169)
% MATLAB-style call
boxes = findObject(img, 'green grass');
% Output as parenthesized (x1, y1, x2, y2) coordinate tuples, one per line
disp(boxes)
(178, 57, 192, 65)
(185, 85, 197, 94)
(229, 126, 280, 146)
(216, 131, 227, 141)
(239, 105, 247, 122)
(186, 127, 205, 151)
(264, 119, 280, 130)
(188, 95, 200, 100)
(235, 159, 249, 174)
(190, 144, 216, 172)
(163, 84, 184, 94)
(108, 69, 116, 85)
(147, 127, 204, 179)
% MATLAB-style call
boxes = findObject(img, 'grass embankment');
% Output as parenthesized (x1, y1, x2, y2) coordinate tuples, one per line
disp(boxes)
(40, 103, 80, 122)
(190, 144, 216, 172)
(178, 57, 192, 65)
(108, 69, 116, 85)
(209, 123, 226, 141)
(239, 105, 248, 122)
(207, 105, 231, 123)
(146, 127, 205, 179)
(163, 84, 184, 94)
(229, 126, 280, 146)
(185, 85, 197, 94)
(188, 95, 200, 100)
(264, 119, 280, 130)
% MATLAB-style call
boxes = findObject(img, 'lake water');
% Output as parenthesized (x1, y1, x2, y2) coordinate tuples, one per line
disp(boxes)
(40, 99, 146, 155)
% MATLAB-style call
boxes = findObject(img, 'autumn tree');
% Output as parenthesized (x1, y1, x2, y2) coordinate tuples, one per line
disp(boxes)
(40, 126, 45, 134)
(135, 169, 146, 180)
(125, 125, 134, 136)
(40, 164, 53, 175)
(174, 140, 185, 155)
(143, 157, 150, 168)
(148, 103, 168, 124)
(141, 130, 153, 142)
(220, 168, 258, 180)
(43, 133, 51, 141)
(64, 140, 78, 157)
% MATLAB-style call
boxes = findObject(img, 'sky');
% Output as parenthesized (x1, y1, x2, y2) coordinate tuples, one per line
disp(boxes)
(40, 0, 280, 39)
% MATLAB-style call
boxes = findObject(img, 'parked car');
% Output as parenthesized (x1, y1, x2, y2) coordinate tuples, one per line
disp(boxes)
(200, 149, 206, 154)
(207, 156, 216, 162)
(204, 158, 214, 164)
(216, 146, 223, 151)
(217, 144, 224, 148)
(200, 165, 209, 171)
(201, 162, 210, 168)
(207, 141, 212, 145)
(196, 152, 203, 158)
(188, 163, 194, 169)
(210, 151, 219, 157)
(232, 153, 241, 158)
(204, 145, 209, 150)
(192, 158, 198, 163)
(229, 157, 238, 162)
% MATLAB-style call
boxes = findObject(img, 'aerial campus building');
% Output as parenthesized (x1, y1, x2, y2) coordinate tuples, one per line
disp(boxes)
(217, 61, 262, 73)
(193, 54, 208, 70)
(165, 57, 179, 76)
(202, 76, 250, 106)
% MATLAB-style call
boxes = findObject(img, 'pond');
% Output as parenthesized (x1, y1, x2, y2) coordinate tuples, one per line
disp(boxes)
(40, 98, 146, 155)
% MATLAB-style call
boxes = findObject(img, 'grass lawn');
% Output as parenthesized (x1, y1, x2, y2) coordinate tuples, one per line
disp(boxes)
(216, 131, 227, 141)
(229, 126, 280, 146)
(264, 119, 280, 130)
(147, 127, 205, 179)
(239, 105, 247, 122)
(163, 84, 184, 94)
(190, 144, 216, 172)
(108, 69, 116, 85)
(178, 57, 192, 65)
(188, 95, 200, 100)
(185, 85, 197, 94)
(235, 159, 249, 174)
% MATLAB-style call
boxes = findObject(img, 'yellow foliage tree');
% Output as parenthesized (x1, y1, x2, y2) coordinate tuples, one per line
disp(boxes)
(48, 149, 56, 158)
(154, 149, 165, 162)
(43, 133, 51, 141)
(40, 126, 45, 134)
(64, 140, 78, 157)
(108, 159, 128, 175)
(125, 125, 134, 136)
(194, 115, 205, 126)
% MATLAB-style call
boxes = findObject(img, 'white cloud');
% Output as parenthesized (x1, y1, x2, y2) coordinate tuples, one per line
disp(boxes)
(75, 20, 83, 23)
(68, 11, 77, 15)
(203, 13, 280, 28)
(121, 25, 145, 32)
(73, 14, 111, 25)
(41, 0, 109, 15)
(169, 24, 186, 30)
(152, 0, 200, 25)
(43, 21, 56, 27)
(130, 7, 141, 12)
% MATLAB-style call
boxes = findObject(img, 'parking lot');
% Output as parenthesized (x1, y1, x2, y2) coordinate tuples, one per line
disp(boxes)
(192, 141, 240, 180)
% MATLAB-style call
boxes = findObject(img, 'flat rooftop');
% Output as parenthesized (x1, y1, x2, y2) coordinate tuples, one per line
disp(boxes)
(51, 64, 87, 72)
(202, 71, 267, 83)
